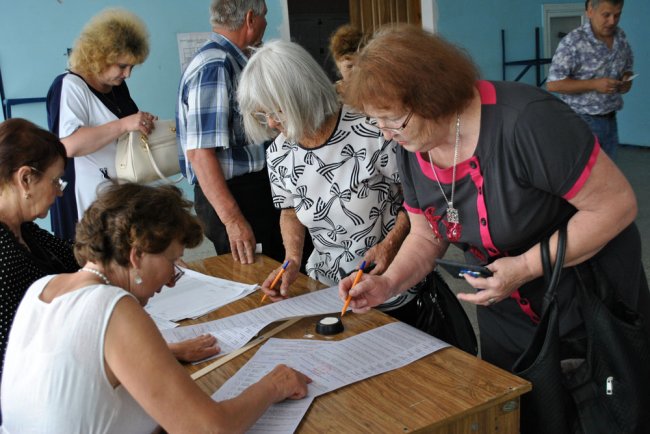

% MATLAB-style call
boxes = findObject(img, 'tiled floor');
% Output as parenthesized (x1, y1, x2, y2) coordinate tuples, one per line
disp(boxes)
(183, 145, 650, 346)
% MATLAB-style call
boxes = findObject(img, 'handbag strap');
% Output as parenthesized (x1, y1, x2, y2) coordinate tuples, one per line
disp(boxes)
(540, 224, 568, 313)
(140, 134, 184, 184)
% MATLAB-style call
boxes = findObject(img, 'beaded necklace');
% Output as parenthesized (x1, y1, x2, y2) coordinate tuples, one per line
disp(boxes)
(79, 267, 112, 285)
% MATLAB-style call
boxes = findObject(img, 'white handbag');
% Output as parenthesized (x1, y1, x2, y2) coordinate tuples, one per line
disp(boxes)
(115, 119, 183, 183)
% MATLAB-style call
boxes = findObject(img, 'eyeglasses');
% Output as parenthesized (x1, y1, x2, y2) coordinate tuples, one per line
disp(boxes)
(29, 166, 68, 192)
(172, 263, 185, 284)
(365, 111, 414, 134)
(252, 111, 283, 126)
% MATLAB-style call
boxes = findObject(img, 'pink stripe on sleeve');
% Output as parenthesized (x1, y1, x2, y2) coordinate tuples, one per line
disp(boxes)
(404, 202, 422, 214)
(563, 139, 600, 200)
(477, 80, 497, 104)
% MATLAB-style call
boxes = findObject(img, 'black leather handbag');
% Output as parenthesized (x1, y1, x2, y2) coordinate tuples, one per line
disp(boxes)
(513, 225, 650, 434)
(413, 270, 478, 356)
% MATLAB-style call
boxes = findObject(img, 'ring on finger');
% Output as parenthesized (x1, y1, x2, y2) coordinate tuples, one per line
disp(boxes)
(488, 297, 497, 305)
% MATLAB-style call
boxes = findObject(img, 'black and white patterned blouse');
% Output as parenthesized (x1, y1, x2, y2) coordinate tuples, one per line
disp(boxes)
(267, 106, 402, 285)
(0, 222, 79, 373)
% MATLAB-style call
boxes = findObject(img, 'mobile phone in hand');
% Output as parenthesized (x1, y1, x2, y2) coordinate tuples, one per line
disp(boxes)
(435, 258, 493, 279)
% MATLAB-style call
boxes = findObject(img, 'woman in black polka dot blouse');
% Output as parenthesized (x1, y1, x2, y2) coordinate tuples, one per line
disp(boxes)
(0, 119, 80, 408)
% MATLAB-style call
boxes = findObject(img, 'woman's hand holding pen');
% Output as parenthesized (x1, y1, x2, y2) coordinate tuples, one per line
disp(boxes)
(338, 272, 394, 314)
(261, 260, 298, 302)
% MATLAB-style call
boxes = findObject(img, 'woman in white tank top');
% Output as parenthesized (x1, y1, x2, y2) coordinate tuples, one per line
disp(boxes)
(1, 182, 311, 434)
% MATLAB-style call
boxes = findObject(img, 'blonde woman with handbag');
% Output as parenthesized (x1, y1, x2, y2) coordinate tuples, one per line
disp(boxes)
(47, 8, 157, 228)
(46, 9, 219, 365)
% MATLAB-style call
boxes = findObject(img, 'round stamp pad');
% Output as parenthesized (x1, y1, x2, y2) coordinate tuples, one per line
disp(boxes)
(316, 316, 344, 336)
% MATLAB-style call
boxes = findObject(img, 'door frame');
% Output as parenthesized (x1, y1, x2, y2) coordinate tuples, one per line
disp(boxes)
(542, 2, 586, 58)
(277, 0, 438, 40)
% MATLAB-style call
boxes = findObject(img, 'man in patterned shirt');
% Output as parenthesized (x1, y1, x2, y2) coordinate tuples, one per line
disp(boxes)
(176, 0, 283, 263)
(547, 0, 634, 159)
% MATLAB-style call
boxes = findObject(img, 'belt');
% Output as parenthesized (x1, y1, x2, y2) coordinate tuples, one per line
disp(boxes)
(588, 111, 616, 119)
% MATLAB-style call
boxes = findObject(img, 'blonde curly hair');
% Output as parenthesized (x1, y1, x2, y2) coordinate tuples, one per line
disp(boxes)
(69, 8, 149, 77)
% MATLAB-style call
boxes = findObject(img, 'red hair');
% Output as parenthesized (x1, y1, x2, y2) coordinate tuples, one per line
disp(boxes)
(347, 24, 479, 119)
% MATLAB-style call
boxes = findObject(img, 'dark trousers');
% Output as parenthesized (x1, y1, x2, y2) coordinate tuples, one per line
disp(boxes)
(193, 169, 284, 263)
(50, 158, 78, 241)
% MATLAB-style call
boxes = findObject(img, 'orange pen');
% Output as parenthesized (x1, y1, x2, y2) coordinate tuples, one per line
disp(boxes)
(341, 261, 366, 317)
(261, 260, 290, 304)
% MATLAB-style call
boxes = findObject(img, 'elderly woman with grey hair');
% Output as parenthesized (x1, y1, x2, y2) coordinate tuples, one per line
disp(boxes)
(237, 40, 416, 319)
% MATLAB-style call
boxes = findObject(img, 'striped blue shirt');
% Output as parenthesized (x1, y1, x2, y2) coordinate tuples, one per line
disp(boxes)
(176, 33, 265, 184)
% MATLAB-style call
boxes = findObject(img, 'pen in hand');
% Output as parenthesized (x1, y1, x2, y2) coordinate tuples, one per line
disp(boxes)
(261, 260, 290, 304)
(341, 261, 366, 317)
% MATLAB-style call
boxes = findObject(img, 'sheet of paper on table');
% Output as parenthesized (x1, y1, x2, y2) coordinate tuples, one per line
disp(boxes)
(160, 286, 345, 362)
(149, 314, 179, 330)
(145, 267, 258, 324)
(213, 322, 450, 433)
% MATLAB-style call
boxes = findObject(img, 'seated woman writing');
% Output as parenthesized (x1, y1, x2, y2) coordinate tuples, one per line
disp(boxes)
(1, 182, 311, 433)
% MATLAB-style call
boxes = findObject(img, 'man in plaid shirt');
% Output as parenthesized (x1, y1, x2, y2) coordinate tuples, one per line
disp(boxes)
(177, 0, 283, 263)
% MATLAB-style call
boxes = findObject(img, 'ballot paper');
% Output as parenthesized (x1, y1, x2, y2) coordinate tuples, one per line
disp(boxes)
(145, 267, 258, 323)
(161, 286, 344, 361)
(149, 314, 179, 330)
(212, 322, 449, 433)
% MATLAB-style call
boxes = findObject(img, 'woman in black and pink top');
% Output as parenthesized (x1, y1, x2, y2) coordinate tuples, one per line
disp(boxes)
(339, 23, 649, 407)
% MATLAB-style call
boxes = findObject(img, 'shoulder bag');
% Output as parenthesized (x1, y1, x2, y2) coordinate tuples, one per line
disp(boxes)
(414, 270, 479, 356)
(512, 224, 650, 434)
(115, 119, 183, 184)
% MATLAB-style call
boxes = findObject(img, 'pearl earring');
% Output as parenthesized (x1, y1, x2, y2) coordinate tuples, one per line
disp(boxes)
(134, 274, 143, 285)
(24, 193, 31, 200)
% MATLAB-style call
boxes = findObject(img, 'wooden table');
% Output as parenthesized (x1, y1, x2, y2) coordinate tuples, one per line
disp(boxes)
(184, 254, 531, 433)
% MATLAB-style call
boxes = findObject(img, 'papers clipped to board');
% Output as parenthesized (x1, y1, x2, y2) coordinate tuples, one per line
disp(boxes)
(145, 267, 258, 325)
